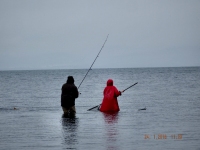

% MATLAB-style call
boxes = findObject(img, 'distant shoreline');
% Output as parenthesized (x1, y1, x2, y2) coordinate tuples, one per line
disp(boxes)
(0, 66, 200, 72)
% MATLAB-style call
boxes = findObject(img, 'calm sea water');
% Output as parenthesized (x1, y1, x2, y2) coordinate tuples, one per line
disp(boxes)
(0, 67, 200, 150)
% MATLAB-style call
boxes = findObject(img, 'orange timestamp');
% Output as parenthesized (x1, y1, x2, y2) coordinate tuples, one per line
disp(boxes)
(144, 134, 182, 140)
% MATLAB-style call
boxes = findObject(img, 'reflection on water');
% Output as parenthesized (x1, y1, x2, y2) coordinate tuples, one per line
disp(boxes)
(102, 112, 120, 150)
(61, 115, 79, 149)
(103, 112, 119, 124)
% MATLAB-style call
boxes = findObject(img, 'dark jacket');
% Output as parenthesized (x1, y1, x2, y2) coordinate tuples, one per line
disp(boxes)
(61, 82, 79, 109)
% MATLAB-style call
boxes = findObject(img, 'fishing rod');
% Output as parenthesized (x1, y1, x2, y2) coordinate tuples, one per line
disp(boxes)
(122, 82, 138, 93)
(78, 34, 109, 89)
(87, 82, 138, 111)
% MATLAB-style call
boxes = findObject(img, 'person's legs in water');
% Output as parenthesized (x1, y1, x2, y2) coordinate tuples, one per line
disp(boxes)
(62, 106, 76, 117)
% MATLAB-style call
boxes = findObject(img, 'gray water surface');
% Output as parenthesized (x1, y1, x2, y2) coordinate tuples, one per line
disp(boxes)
(0, 67, 200, 150)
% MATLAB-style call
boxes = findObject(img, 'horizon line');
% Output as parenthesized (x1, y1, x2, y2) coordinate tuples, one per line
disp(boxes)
(0, 65, 199, 72)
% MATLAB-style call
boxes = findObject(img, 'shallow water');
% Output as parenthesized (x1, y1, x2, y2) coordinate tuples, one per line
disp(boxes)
(0, 67, 200, 149)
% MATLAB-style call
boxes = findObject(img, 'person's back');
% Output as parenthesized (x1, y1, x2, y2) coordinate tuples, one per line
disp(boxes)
(61, 76, 79, 115)
(99, 79, 121, 112)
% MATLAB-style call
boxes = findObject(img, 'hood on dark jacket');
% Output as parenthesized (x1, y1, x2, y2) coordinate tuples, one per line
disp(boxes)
(107, 79, 113, 86)
(67, 76, 74, 84)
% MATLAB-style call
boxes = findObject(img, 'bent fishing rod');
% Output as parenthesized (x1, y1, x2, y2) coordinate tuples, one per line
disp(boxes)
(78, 34, 109, 89)
(87, 82, 138, 111)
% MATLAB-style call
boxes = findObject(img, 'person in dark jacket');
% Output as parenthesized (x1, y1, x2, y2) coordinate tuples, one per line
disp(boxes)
(61, 76, 79, 115)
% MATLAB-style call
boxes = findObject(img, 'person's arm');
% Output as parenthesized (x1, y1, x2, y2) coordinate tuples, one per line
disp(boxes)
(74, 86, 79, 98)
(114, 86, 122, 97)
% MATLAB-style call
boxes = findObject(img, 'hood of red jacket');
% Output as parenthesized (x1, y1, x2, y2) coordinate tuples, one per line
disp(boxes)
(107, 79, 113, 86)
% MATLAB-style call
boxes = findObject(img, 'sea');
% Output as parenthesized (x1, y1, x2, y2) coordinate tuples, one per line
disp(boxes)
(0, 67, 200, 150)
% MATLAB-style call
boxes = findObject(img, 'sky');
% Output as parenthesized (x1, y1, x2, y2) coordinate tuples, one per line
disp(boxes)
(0, 0, 200, 70)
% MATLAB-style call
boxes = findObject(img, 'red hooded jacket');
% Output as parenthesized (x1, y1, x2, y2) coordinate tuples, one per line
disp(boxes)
(99, 79, 121, 112)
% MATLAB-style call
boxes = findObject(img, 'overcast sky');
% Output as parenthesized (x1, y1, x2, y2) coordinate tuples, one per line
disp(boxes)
(0, 0, 200, 70)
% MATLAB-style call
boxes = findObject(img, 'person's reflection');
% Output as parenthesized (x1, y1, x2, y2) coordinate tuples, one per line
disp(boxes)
(61, 114, 79, 149)
(103, 112, 119, 124)
(102, 112, 119, 150)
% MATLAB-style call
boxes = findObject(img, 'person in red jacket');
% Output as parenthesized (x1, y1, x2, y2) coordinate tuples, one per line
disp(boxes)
(99, 79, 122, 112)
